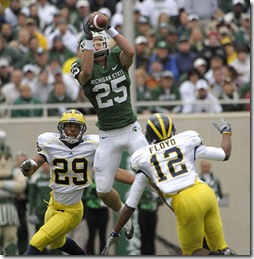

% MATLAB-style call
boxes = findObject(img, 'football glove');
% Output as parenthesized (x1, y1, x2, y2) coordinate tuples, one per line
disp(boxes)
(20, 159, 37, 175)
(82, 16, 93, 40)
(212, 118, 232, 134)
(101, 231, 120, 255)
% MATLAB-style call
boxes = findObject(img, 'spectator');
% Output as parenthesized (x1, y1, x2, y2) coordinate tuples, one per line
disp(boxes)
(0, 35, 22, 68)
(1, 22, 15, 43)
(51, 67, 80, 101)
(175, 9, 191, 39)
(184, 0, 218, 27)
(199, 160, 223, 202)
(209, 66, 225, 98)
(140, 0, 179, 27)
(16, 35, 40, 68)
(189, 26, 206, 54)
(21, 64, 38, 90)
(83, 183, 109, 255)
(165, 26, 178, 54)
(12, 12, 28, 40)
(232, 12, 250, 48)
(179, 68, 201, 113)
(147, 40, 179, 81)
(33, 47, 50, 75)
(48, 35, 76, 66)
(200, 31, 226, 66)
(32, 69, 53, 103)
(1, 69, 23, 104)
(219, 78, 243, 112)
(47, 18, 78, 53)
(230, 45, 250, 85)
(16, 28, 30, 54)
(36, 0, 58, 32)
(11, 84, 43, 118)
(135, 68, 152, 114)
(204, 55, 225, 85)
(175, 35, 197, 76)
(46, 81, 73, 117)
(192, 79, 222, 113)
(222, 41, 237, 65)
(134, 35, 150, 70)
(146, 58, 163, 90)
(4, 0, 21, 29)
(193, 58, 208, 78)
(151, 70, 181, 114)
(0, 58, 12, 86)
(136, 16, 152, 38)
(137, 188, 163, 255)
(73, 0, 91, 33)
(26, 18, 48, 50)
(224, 0, 247, 27)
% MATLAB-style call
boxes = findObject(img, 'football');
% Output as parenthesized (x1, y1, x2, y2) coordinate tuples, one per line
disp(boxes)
(90, 12, 109, 31)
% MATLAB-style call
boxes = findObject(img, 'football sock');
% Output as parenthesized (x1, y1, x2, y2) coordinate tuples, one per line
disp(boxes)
(23, 245, 42, 255)
(59, 237, 87, 255)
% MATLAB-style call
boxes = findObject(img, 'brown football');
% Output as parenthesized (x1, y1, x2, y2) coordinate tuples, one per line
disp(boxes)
(91, 12, 109, 31)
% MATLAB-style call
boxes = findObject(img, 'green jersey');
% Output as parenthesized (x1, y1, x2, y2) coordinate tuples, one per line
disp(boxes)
(71, 46, 137, 130)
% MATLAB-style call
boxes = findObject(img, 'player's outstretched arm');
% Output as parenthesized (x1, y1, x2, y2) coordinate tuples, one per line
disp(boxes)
(212, 118, 232, 160)
(105, 23, 134, 69)
(114, 168, 135, 185)
(20, 154, 46, 177)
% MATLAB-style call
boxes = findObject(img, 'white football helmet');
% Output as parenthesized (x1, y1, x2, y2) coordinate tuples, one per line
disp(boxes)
(78, 32, 110, 58)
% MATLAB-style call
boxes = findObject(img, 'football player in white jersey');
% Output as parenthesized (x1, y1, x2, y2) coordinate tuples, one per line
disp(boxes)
(20, 109, 134, 255)
(102, 113, 236, 256)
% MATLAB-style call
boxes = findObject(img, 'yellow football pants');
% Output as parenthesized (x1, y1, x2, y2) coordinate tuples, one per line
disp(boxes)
(171, 180, 228, 255)
(29, 192, 83, 251)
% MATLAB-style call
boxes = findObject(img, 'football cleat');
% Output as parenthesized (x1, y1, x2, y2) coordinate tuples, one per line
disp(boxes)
(219, 248, 237, 255)
(123, 225, 134, 240)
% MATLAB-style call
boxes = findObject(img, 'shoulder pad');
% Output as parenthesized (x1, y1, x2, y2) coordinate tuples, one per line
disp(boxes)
(70, 59, 82, 79)
(111, 46, 121, 54)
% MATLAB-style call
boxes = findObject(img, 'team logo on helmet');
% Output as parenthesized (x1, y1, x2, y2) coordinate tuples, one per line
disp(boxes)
(145, 113, 176, 144)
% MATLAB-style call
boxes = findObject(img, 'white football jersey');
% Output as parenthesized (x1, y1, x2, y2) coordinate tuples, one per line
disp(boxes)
(130, 130, 204, 195)
(37, 132, 99, 205)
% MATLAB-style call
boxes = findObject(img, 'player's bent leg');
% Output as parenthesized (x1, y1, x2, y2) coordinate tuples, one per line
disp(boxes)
(97, 189, 122, 212)
(29, 199, 83, 253)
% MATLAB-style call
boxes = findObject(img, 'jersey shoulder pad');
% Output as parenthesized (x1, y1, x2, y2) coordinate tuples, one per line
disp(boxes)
(178, 130, 203, 145)
(82, 134, 100, 146)
(70, 58, 82, 79)
(111, 45, 121, 54)
(130, 147, 146, 172)
(37, 132, 59, 149)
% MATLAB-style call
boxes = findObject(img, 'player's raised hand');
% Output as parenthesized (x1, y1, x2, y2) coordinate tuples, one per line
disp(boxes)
(82, 16, 93, 40)
(20, 159, 37, 176)
(212, 118, 232, 135)
(101, 231, 120, 255)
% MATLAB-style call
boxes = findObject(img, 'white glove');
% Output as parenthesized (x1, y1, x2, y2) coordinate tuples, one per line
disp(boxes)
(101, 231, 120, 255)
(212, 118, 232, 134)
(20, 159, 37, 175)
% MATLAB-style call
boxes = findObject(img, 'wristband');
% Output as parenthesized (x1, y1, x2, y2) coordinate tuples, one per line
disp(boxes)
(222, 131, 232, 135)
(84, 40, 94, 50)
(106, 27, 119, 38)
(111, 230, 120, 237)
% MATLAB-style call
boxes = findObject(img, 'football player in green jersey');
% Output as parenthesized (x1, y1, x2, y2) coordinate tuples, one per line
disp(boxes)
(70, 16, 148, 239)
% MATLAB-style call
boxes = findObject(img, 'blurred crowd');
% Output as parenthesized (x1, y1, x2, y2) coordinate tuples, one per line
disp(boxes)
(0, 0, 251, 117)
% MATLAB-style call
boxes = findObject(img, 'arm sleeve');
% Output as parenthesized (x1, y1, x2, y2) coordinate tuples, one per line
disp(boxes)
(125, 172, 149, 209)
(195, 145, 226, 161)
